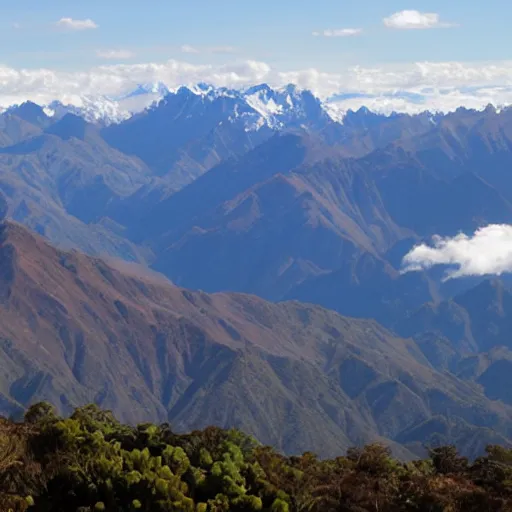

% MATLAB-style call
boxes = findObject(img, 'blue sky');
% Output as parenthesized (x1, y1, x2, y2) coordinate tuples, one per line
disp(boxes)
(1, 0, 512, 114)
(1, 0, 510, 69)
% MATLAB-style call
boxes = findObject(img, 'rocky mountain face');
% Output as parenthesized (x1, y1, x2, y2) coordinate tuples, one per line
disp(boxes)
(1, 221, 512, 459)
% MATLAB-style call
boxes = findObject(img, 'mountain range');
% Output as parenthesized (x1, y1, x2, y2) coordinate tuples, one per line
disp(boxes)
(1, 219, 512, 460)
(2, 83, 512, 458)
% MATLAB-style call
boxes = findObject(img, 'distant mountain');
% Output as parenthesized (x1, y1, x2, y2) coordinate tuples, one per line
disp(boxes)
(133, 133, 429, 323)
(3, 88, 512, 326)
(387, 105, 512, 200)
(6, 101, 52, 129)
(0, 102, 50, 147)
(398, 279, 512, 354)
(101, 83, 440, 184)
(395, 279, 512, 405)
(102, 83, 338, 183)
(45, 98, 132, 126)
(48, 82, 337, 132)
(119, 103, 512, 328)
(119, 81, 170, 100)
(1, 221, 511, 459)
(0, 113, 151, 260)
(0, 85, 445, 192)
(40, 83, 171, 126)
(3, 89, 512, 458)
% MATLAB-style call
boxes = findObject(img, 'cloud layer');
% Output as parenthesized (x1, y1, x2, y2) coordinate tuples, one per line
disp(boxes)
(56, 18, 98, 31)
(383, 10, 454, 30)
(402, 225, 512, 280)
(3, 57, 512, 113)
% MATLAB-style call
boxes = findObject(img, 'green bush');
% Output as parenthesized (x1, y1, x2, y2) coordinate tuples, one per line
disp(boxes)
(1, 402, 512, 511)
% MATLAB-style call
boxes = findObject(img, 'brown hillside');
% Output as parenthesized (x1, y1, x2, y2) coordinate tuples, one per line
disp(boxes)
(0, 222, 511, 458)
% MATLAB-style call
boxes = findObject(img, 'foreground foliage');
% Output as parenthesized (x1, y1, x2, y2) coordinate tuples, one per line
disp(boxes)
(2, 404, 512, 511)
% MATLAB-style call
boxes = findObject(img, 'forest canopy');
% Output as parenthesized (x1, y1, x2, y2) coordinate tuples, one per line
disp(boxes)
(2, 403, 512, 511)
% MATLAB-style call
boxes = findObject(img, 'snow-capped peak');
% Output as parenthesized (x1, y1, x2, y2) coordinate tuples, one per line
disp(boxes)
(119, 82, 169, 100)
(150, 82, 335, 132)
(243, 83, 273, 96)
(43, 82, 172, 126)
(243, 88, 284, 129)
(2, 82, 342, 128)
(237, 83, 331, 129)
(174, 83, 230, 98)
(322, 103, 347, 124)
(45, 96, 131, 125)
(189, 82, 214, 96)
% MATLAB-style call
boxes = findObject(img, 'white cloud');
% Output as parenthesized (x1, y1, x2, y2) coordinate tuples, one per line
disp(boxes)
(181, 44, 236, 54)
(207, 46, 237, 54)
(383, 10, 455, 30)
(96, 49, 135, 60)
(313, 28, 362, 37)
(56, 18, 98, 31)
(402, 225, 512, 280)
(180, 45, 200, 54)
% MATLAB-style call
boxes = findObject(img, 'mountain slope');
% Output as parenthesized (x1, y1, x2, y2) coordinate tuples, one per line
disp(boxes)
(101, 83, 371, 186)
(134, 134, 431, 316)
(0, 115, 152, 260)
(6, 93, 512, 353)
(120, 105, 512, 327)
(102, 86, 275, 181)
(0, 102, 50, 147)
(0, 221, 511, 458)
(395, 279, 512, 405)
(398, 280, 512, 354)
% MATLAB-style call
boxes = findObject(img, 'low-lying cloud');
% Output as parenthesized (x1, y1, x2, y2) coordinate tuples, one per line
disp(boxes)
(402, 225, 512, 280)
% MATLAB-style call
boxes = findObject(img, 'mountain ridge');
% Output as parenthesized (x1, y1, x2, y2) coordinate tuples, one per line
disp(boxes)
(1, 220, 511, 458)
(7, 82, 508, 128)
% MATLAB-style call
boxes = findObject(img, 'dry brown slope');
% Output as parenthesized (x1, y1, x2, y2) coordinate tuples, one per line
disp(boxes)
(0, 222, 511, 458)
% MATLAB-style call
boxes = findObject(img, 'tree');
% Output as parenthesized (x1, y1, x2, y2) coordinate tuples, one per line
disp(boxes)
(24, 402, 56, 425)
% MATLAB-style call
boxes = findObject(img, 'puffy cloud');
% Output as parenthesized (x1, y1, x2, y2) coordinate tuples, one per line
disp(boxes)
(96, 49, 135, 60)
(383, 10, 455, 30)
(56, 18, 98, 31)
(401, 225, 512, 280)
(313, 28, 362, 37)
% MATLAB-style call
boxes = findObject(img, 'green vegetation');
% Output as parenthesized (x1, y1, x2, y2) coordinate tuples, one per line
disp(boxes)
(2, 403, 512, 511)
